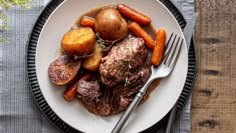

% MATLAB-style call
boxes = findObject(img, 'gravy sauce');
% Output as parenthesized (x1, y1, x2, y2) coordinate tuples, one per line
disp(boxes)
(73, 5, 160, 101)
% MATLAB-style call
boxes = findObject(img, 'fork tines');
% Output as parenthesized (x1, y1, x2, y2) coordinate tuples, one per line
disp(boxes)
(163, 33, 184, 68)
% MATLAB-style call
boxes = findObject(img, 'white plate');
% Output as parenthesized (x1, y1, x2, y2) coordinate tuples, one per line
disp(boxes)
(36, 0, 188, 132)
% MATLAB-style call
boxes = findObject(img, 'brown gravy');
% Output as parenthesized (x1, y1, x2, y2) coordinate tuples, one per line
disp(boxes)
(74, 5, 160, 100)
(74, 5, 115, 26)
(74, 5, 156, 41)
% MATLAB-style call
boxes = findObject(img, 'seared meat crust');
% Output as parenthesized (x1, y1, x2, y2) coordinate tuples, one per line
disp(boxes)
(99, 37, 148, 87)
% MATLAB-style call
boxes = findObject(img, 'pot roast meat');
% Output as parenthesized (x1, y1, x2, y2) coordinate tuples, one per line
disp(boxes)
(99, 37, 148, 87)
(77, 80, 101, 102)
(76, 37, 151, 116)
(77, 66, 151, 116)
(77, 80, 112, 116)
(109, 66, 151, 114)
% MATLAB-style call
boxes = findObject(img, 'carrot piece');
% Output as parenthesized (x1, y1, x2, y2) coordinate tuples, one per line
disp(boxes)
(63, 73, 92, 101)
(117, 4, 151, 25)
(151, 29, 166, 66)
(129, 22, 155, 50)
(80, 17, 95, 28)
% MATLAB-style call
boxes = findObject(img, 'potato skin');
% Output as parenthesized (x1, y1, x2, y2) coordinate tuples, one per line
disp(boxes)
(61, 27, 95, 58)
(94, 8, 128, 41)
(48, 55, 81, 86)
(82, 42, 103, 71)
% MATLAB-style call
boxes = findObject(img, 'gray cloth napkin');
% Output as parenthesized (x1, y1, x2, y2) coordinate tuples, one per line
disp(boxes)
(0, 0, 194, 132)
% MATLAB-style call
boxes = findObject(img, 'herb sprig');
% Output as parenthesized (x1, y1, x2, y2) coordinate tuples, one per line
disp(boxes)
(123, 54, 135, 87)
(0, 0, 32, 10)
(0, 0, 32, 43)
(95, 32, 122, 53)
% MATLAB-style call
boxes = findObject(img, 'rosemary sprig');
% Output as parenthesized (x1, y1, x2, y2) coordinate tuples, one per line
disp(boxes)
(95, 32, 122, 53)
(95, 33, 114, 46)
(122, 52, 136, 87)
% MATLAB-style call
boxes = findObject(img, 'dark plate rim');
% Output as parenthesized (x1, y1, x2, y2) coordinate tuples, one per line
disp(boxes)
(26, 0, 196, 133)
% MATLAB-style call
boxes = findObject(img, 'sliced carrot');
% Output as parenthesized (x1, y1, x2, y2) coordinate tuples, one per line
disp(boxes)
(117, 4, 151, 25)
(80, 17, 95, 28)
(63, 73, 92, 101)
(129, 21, 155, 50)
(151, 29, 166, 66)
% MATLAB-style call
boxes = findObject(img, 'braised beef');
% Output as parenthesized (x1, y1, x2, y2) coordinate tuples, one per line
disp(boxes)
(109, 66, 151, 114)
(77, 80, 101, 102)
(76, 37, 152, 116)
(99, 37, 148, 87)
(77, 66, 151, 116)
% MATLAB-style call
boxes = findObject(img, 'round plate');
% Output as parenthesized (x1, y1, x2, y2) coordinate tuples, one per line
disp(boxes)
(27, 0, 195, 133)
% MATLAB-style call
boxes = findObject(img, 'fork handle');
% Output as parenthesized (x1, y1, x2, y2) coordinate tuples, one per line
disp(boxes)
(111, 80, 152, 133)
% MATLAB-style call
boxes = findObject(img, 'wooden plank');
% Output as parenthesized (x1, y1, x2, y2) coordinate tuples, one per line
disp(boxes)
(192, 0, 236, 132)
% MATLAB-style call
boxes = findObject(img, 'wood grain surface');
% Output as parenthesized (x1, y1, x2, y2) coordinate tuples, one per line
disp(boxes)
(192, 0, 236, 133)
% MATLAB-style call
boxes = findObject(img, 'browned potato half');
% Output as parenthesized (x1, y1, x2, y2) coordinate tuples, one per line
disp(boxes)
(82, 42, 103, 71)
(48, 55, 81, 86)
(94, 8, 128, 41)
(61, 27, 95, 58)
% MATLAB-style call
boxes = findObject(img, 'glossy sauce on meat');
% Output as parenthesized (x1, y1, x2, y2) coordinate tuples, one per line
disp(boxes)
(99, 37, 148, 87)
(74, 6, 160, 116)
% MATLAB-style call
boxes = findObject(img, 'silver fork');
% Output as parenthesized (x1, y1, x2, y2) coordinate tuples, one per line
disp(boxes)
(111, 33, 184, 133)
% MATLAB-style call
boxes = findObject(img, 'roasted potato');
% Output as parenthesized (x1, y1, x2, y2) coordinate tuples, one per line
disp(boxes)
(48, 55, 81, 86)
(82, 42, 103, 71)
(94, 8, 128, 41)
(61, 27, 95, 58)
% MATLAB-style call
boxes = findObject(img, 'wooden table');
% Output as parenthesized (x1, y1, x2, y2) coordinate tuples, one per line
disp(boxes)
(191, 0, 236, 132)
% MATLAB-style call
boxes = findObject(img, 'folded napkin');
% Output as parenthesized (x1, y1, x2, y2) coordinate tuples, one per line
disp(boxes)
(0, 0, 194, 132)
